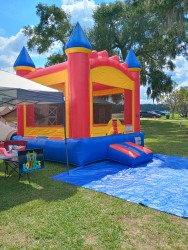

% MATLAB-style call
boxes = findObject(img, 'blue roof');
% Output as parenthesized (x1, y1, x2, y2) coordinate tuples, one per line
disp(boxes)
(13, 46, 35, 68)
(125, 48, 141, 68)
(65, 22, 92, 50)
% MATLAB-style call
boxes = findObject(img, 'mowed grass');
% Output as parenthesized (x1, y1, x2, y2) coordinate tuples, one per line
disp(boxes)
(0, 120, 188, 250)
(142, 119, 188, 157)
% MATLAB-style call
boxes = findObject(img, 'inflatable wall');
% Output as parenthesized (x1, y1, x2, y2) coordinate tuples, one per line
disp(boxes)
(13, 132, 149, 167)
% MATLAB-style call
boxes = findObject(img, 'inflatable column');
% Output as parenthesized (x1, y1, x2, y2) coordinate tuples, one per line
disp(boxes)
(14, 46, 36, 136)
(125, 49, 141, 132)
(17, 105, 24, 136)
(65, 22, 92, 138)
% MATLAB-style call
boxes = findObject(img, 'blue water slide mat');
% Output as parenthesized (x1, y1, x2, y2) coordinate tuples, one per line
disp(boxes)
(52, 154, 188, 218)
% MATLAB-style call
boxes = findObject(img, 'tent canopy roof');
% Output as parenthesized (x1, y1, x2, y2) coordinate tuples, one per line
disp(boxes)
(0, 70, 64, 106)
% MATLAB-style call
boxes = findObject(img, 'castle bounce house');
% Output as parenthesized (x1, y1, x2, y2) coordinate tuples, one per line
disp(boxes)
(13, 23, 153, 167)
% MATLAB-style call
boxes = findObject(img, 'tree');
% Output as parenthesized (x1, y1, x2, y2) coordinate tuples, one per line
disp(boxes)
(87, 0, 188, 101)
(161, 89, 180, 119)
(177, 87, 188, 117)
(22, 3, 73, 66)
(146, 0, 188, 59)
(161, 86, 188, 119)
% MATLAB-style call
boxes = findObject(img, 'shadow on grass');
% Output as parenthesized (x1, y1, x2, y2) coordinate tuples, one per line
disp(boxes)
(0, 161, 77, 212)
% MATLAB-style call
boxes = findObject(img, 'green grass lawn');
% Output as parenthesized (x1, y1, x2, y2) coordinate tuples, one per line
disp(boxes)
(0, 120, 188, 249)
(142, 119, 188, 157)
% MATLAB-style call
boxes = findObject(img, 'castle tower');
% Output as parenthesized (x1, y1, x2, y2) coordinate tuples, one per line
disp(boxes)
(125, 48, 141, 132)
(13, 46, 35, 76)
(65, 22, 92, 138)
(14, 46, 36, 136)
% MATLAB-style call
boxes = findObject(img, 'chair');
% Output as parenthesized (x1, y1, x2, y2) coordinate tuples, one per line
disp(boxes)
(18, 148, 45, 183)
(3, 141, 27, 177)
(1, 147, 19, 177)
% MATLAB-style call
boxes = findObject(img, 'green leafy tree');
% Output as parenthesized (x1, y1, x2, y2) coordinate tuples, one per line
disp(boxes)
(161, 88, 180, 119)
(87, 0, 188, 101)
(177, 87, 188, 117)
(22, 3, 73, 66)
(161, 86, 188, 118)
(146, 0, 188, 59)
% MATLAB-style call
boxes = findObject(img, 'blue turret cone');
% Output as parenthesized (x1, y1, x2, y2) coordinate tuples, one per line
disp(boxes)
(14, 46, 35, 68)
(65, 22, 92, 50)
(125, 48, 141, 68)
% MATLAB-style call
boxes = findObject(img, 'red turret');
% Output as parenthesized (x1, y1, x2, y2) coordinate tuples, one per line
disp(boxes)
(65, 22, 92, 138)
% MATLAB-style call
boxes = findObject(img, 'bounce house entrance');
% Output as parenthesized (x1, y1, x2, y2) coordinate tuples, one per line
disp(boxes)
(92, 89, 133, 137)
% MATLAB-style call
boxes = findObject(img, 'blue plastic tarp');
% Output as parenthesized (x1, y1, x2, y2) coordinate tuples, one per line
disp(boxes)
(52, 154, 188, 218)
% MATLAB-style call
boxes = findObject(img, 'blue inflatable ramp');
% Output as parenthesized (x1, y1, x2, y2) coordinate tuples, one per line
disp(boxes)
(107, 141, 153, 166)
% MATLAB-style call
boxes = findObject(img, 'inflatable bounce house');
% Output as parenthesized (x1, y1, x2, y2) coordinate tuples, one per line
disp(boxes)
(13, 22, 153, 167)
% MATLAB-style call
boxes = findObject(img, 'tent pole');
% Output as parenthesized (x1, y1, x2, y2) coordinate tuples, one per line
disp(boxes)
(62, 97, 69, 174)
(64, 127, 69, 174)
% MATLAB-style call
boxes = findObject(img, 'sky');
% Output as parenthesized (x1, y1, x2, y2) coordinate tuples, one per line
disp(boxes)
(0, 0, 187, 104)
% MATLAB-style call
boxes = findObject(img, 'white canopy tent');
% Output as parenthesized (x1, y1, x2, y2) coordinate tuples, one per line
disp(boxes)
(0, 70, 64, 106)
